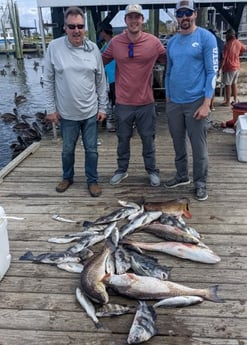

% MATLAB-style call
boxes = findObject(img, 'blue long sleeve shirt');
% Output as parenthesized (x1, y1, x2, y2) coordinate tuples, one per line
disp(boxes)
(101, 41, 116, 85)
(165, 27, 218, 103)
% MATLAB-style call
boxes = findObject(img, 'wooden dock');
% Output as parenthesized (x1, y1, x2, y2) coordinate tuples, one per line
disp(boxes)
(0, 99, 247, 345)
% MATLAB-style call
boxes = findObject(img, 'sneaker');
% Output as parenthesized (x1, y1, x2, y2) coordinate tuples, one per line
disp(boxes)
(110, 172, 128, 185)
(88, 183, 102, 197)
(149, 173, 160, 187)
(56, 180, 73, 193)
(195, 187, 208, 201)
(164, 177, 190, 189)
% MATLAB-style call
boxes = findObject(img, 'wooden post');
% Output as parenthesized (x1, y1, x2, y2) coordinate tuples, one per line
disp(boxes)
(87, 9, 96, 43)
(1, 18, 8, 51)
(7, 0, 23, 60)
(14, 2, 23, 59)
(149, 9, 160, 37)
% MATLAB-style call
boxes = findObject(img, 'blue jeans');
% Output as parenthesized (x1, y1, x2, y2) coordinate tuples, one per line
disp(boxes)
(60, 116, 98, 185)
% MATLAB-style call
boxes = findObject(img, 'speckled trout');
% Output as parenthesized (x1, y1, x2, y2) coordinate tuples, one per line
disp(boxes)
(80, 241, 113, 304)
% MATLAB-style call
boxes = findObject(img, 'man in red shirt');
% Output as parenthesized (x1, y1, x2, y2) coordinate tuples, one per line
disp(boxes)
(102, 4, 166, 187)
(221, 28, 247, 106)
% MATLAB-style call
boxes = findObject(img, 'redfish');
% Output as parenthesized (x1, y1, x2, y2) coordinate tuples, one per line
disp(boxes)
(144, 197, 192, 219)
(102, 273, 224, 303)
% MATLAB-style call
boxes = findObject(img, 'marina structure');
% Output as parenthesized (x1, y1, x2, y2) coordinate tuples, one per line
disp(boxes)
(1, 0, 247, 57)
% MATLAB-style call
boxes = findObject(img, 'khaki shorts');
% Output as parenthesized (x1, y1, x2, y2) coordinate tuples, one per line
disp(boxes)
(222, 70, 240, 85)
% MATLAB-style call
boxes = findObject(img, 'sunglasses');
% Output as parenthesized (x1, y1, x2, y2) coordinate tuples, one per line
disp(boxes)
(176, 9, 194, 18)
(67, 24, 85, 30)
(128, 43, 134, 58)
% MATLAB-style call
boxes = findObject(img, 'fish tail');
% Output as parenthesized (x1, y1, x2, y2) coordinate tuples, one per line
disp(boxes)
(207, 285, 225, 303)
(105, 238, 116, 252)
(83, 220, 95, 227)
(95, 321, 103, 329)
(19, 251, 34, 261)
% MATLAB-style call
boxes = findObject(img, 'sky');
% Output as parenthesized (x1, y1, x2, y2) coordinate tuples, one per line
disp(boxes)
(15, 0, 51, 28)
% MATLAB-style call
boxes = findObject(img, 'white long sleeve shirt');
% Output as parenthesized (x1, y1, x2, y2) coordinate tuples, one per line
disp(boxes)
(44, 36, 107, 120)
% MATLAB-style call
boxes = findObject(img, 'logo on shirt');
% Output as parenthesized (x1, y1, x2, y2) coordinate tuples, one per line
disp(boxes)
(192, 42, 199, 47)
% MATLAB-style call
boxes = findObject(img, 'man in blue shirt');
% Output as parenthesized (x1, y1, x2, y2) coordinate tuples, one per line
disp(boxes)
(99, 23, 116, 131)
(164, 0, 218, 201)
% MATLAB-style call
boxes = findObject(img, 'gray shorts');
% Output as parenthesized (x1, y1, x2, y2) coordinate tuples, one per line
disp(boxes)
(222, 70, 240, 85)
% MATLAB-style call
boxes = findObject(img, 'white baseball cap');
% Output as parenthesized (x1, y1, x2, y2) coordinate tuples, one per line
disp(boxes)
(176, 0, 195, 11)
(125, 4, 143, 16)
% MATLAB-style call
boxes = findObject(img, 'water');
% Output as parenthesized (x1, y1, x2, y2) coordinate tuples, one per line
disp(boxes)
(0, 54, 46, 170)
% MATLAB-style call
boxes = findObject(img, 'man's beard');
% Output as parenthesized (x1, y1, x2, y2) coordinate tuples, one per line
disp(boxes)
(180, 19, 192, 30)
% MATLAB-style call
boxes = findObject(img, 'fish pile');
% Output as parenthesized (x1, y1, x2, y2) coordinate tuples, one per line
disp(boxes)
(19, 198, 224, 344)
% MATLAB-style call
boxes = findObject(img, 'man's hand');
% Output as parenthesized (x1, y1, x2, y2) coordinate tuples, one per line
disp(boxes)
(97, 111, 107, 122)
(193, 100, 211, 120)
(46, 112, 60, 125)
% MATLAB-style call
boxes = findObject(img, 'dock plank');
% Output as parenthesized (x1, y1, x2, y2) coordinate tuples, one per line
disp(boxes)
(0, 100, 247, 344)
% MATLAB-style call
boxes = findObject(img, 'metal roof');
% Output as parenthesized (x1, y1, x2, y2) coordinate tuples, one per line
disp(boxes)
(36, 0, 247, 8)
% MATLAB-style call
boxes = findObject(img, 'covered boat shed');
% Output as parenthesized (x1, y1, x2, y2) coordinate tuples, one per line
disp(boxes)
(36, 0, 247, 51)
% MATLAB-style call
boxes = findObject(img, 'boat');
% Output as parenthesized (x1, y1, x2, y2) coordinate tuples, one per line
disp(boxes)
(0, 31, 15, 49)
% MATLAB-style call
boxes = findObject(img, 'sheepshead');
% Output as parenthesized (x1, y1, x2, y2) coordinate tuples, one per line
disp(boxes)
(119, 211, 162, 239)
(114, 245, 132, 274)
(105, 253, 115, 274)
(129, 252, 171, 280)
(111, 226, 120, 247)
(128, 205, 145, 221)
(19, 251, 81, 265)
(117, 199, 143, 221)
(127, 301, 158, 344)
(159, 213, 200, 239)
(47, 231, 99, 244)
(66, 233, 105, 254)
(144, 197, 192, 219)
(118, 200, 141, 210)
(141, 223, 199, 244)
(80, 241, 114, 304)
(82, 222, 109, 232)
(57, 262, 84, 273)
(75, 287, 102, 329)
(153, 295, 204, 309)
(103, 221, 117, 239)
(122, 239, 221, 264)
(88, 206, 140, 225)
(47, 235, 83, 244)
(102, 273, 224, 302)
(52, 214, 80, 224)
(77, 248, 94, 261)
(96, 303, 133, 317)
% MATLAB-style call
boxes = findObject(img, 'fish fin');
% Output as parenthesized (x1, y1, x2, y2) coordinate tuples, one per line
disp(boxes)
(126, 272, 139, 283)
(122, 243, 143, 254)
(208, 285, 225, 303)
(105, 238, 117, 253)
(101, 272, 111, 283)
(19, 251, 33, 261)
(184, 210, 192, 219)
(83, 220, 95, 227)
(95, 321, 104, 329)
